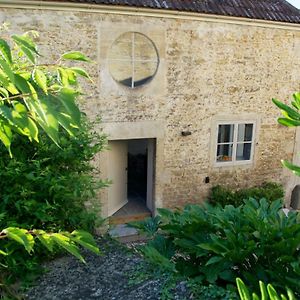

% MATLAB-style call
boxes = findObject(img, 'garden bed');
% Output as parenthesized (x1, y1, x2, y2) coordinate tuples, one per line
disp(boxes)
(25, 237, 191, 300)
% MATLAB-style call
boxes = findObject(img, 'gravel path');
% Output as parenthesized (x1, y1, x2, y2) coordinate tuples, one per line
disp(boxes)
(25, 237, 190, 300)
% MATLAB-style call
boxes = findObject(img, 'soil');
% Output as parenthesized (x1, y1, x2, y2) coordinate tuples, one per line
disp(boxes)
(25, 237, 191, 300)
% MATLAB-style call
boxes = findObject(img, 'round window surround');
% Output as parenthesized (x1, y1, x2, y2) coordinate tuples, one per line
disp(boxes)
(107, 32, 159, 89)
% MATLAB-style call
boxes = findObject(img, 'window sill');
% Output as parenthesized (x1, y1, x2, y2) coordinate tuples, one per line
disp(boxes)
(213, 160, 254, 169)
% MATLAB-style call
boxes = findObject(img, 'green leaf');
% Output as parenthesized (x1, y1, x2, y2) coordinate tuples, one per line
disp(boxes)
(0, 249, 8, 256)
(205, 256, 223, 266)
(32, 68, 48, 94)
(286, 287, 296, 300)
(0, 58, 15, 83)
(65, 69, 77, 85)
(259, 281, 268, 300)
(6, 83, 19, 95)
(278, 118, 300, 127)
(12, 34, 39, 55)
(0, 105, 27, 134)
(57, 67, 69, 86)
(236, 278, 251, 300)
(71, 230, 100, 255)
(3, 227, 34, 253)
(282, 160, 300, 173)
(0, 101, 39, 143)
(56, 112, 77, 136)
(252, 293, 260, 300)
(34, 230, 54, 252)
(0, 39, 12, 64)
(20, 45, 36, 64)
(0, 69, 9, 86)
(27, 117, 39, 142)
(25, 95, 59, 145)
(0, 122, 12, 156)
(267, 284, 281, 300)
(272, 98, 300, 121)
(62, 51, 91, 62)
(293, 92, 300, 107)
(219, 269, 234, 281)
(58, 87, 81, 126)
(70, 67, 91, 79)
(0, 87, 9, 99)
(143, 246, 175, 272)
(14, 73, 31, 94)
(52, 233, 85, 263)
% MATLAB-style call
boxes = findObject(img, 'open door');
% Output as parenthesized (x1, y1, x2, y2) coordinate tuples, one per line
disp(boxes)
(147, 139, 155, 213)
(108, 140, 128, 216)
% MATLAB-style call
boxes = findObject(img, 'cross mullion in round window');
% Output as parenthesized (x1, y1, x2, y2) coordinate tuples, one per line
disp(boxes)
(108, 32, 159, 88)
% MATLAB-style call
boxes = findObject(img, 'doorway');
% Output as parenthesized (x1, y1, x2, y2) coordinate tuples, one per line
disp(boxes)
(128, 139, 148, 203)
(108, 138, 155, 223)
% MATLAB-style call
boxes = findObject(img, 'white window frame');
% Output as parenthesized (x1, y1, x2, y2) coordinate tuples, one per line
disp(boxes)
(215, 120, 256, 166)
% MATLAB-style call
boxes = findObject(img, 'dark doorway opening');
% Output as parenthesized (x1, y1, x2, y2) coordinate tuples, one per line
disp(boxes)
(110, 138, 155, 225)
(127, 139, 148, 203)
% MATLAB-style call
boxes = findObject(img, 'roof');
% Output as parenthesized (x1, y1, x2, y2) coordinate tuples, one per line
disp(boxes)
(42, 0, 300, 23)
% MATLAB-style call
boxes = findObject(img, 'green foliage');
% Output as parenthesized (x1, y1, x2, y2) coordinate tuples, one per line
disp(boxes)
(0, 29, 106, 298)
(130, 199, 300, 296)
(0, 117, 107, 232)
(0, 31, 91, 156)
(0, 228, 100, 263)
(236, 278, 296, 300)
(189, 281, 238, 300)
(273, 92, 300, 174)
(129, 216, 161, 237)
(209, 182, 284, 207)
(0, 227, 100, 299)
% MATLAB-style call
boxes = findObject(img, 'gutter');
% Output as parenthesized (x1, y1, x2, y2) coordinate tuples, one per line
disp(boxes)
(0, 0, 300, 31)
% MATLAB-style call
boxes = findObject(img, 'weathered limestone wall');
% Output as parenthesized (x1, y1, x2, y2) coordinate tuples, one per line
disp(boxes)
(1, 6, 299, 213)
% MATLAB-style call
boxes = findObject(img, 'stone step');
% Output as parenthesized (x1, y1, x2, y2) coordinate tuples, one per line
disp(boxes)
(108, 224, 149, 243)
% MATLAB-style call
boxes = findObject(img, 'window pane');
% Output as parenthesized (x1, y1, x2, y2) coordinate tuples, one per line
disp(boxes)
(134, 32, 158, 61)
(218, 124, 234, 143)
(216, 144, 233, 162)
(236, 143, 252, 161)
(108, 32, 132, 60)
(133, 62, 157, 87)
(237, 124, 253, 142)
(109, 61, 133, 87)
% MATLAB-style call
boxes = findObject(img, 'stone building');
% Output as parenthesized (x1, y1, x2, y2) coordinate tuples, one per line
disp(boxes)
(1, 0, 300, 221)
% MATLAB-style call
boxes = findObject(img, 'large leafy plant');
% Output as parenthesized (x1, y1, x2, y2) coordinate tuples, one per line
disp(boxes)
(0, 30, 91, 156)
(0, 30, 103, 298)
(130, 199, 300, 295)
(236, 278, 296, 300)
(273, 92, 300, 175)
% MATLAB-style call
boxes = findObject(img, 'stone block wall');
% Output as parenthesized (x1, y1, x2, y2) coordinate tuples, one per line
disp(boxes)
(1, 5, 299, 213)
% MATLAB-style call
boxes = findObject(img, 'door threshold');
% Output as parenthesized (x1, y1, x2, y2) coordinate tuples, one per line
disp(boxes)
(109, 211, 151, 225)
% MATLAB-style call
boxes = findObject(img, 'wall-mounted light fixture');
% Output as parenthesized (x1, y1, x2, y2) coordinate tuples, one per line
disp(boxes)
(181, 131, 192, 136)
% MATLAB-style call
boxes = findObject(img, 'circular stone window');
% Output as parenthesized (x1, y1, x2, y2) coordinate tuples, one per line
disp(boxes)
(107, 32, 159, 89)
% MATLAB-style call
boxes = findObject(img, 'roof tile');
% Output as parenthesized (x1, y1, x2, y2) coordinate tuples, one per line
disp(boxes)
(40, 0, 300, 23)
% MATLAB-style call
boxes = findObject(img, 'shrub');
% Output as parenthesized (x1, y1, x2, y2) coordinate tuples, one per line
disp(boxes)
(130, 199, 300, 296)
(0, 116, 107, 290)
(0, 117, 107, 232)
(209, 182, 284, 207)
(189, 282, 238, 300)
(0, 29, 106, 296)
